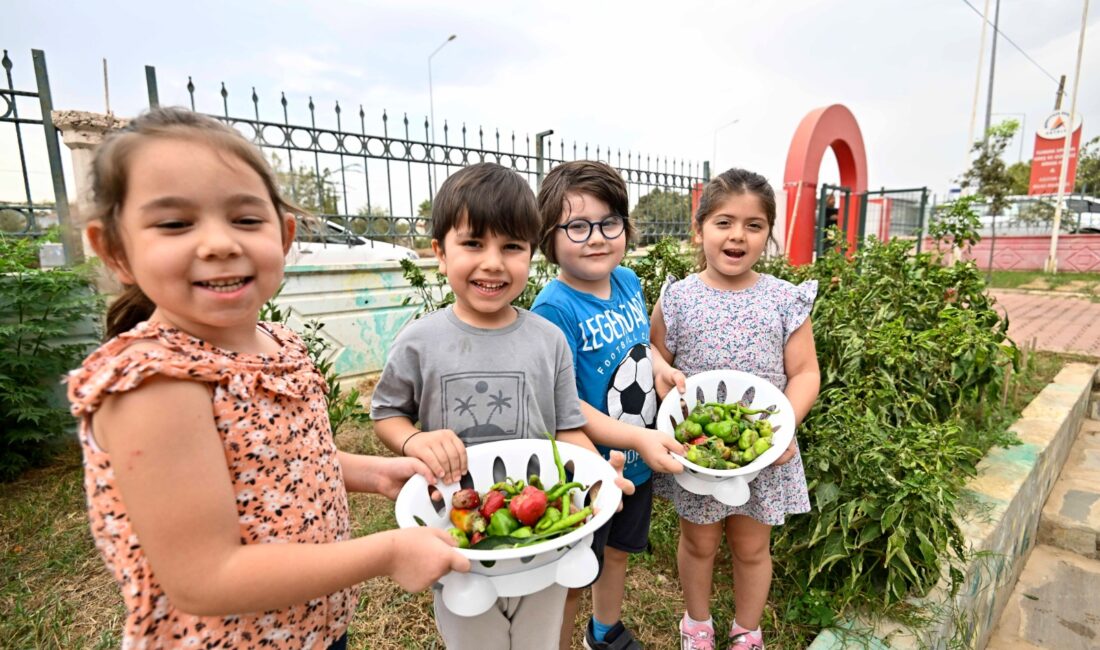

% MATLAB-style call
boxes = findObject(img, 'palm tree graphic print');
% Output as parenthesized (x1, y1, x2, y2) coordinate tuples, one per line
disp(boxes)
(442, 372, 525, 443)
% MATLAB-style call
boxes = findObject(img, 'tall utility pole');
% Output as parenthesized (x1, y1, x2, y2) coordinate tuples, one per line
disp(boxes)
(982, 0, 1001, 144)
(1047, 0, 1090, 273)
(983, 0, 1002, 282)
(964, 0, 992, 176)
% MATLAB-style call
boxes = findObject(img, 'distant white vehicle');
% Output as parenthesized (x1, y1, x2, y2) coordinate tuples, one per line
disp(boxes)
(288, 218, 419, 265)
(971, 195, 1100, 236)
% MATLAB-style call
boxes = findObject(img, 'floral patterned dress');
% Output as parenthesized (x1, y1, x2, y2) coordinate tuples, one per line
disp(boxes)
(655, 273, 816, 526)
(67, 321, 357, 650)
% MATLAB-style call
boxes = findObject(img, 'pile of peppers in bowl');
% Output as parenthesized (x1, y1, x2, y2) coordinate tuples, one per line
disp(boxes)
(673, 401, 777, 470)
(446, 433, 593, 551)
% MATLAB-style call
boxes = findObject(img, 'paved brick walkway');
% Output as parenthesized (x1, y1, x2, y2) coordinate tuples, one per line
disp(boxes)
(990, 290, 1100, 357)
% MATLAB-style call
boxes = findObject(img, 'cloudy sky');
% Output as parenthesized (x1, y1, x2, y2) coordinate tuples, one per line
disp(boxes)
(3, 0, 1097, 210)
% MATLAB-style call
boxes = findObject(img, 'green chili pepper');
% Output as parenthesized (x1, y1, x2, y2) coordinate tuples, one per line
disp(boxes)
(753, 438, 771, 456)
(674, 420, 691, 443)
(545, 432, 570, 518)
(545, 481, 583, 501)
(686, 445, 704, 465)
(738, 429, 758, 451)
(535, 506, 562, 533)
(511, 526, 532, 538)
(528, 474, 543, 490)
(538, 506, 592, 536)
(740, 448, 757, 464)
(448, 527, 470, 549)
(488, 509, 520, 537)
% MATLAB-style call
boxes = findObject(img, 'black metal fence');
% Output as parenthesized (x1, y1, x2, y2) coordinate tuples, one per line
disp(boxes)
(0, 49, 76, 261)
(144, 66, 706, 251)
(813, 184, 930, 258)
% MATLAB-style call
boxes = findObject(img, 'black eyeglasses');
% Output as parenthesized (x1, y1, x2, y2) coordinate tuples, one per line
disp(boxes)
(556, 215, 627, 243)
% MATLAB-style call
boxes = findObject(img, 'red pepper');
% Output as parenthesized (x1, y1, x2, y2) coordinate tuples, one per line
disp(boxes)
(689, 435, 709, 446)
(508, 485, 548, 527)
(451, 488, 481, 510)
(449, 508, 487, 535)
(470, 531, 486, 546)
(479, 490, 506, 519)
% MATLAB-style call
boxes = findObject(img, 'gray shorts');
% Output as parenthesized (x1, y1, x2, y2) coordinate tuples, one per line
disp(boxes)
(433, 583, 567, 650)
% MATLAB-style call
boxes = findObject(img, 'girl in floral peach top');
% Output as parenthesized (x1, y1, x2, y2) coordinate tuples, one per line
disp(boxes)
(68, 107, 467, 650)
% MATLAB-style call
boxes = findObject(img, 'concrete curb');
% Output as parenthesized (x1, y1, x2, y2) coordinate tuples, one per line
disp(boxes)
(989, 287, 1098, 300)
(808, 363, 1098, 650)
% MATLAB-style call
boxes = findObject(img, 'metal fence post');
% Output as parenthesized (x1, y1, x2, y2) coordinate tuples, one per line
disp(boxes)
(145, 65, 159, 108)
(31, 49, 79, 264)
(535, 129, 553, 190)
(814, 185, 828, 260)
(917, 188, 928, 254)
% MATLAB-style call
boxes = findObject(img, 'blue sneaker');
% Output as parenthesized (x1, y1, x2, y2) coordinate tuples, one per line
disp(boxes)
(583, 618, 644, 650)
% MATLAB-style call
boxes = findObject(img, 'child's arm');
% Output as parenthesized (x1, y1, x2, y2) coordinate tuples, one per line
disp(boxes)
(650, 342, 686, 400)
(95, 377, 469, 616)
(576, 402, 684, 473)
(374, 416, 467, 485)
(338, 452, 437, 500)
(775, 317, 821, 466)
(649, 300, 682, 399)
(557, 429, 636, 502)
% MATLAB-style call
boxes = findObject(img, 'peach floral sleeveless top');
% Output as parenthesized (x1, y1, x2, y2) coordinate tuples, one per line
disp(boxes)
(67, 321, 357, 649)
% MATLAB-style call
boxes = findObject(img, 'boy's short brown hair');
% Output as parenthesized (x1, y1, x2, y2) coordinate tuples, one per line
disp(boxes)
(432, 162, 541, 252)
(536, 160, 635, 265)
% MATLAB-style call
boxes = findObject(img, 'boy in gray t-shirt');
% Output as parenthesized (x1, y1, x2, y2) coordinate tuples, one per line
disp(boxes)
(371, 163, 610, 650)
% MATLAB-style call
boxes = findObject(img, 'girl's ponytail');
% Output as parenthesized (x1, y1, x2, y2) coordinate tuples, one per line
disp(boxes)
(105, 285, 156, 339)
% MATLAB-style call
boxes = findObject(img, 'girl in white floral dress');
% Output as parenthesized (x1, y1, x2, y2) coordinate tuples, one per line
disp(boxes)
(650, 168, 820, 650)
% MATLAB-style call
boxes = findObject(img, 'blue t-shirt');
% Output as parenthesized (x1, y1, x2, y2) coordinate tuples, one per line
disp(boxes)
(531, 266, 657, 484)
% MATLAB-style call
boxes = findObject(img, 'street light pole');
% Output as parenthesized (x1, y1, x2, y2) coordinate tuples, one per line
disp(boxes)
(711, 118, 740, 172)
(428, 34, 457, 148)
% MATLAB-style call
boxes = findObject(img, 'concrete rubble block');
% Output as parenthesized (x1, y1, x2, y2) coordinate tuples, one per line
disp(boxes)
(1088, 391, 1100, 420)
(988, 545, 1100, 649)
(1008, 418, 1061, 448)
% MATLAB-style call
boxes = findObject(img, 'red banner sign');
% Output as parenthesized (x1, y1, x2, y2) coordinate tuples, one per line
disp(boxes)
(1028, 111, 1084, 195)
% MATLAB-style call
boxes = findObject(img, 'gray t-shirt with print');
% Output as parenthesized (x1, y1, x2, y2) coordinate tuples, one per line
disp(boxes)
(371, 306, 586, 444)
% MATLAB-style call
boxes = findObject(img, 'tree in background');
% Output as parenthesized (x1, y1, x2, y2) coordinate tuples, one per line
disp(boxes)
(1075, 136, 1100, 195)
(630, 189, 691, 245)
(269, 153, 339, 216)
(959, 120, 1019, 218)
(1006, 161, 1031, 196)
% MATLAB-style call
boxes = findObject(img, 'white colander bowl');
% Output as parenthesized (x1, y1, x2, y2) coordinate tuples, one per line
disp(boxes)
(394, 438, 622, 616)
(655, 369, 795, 506)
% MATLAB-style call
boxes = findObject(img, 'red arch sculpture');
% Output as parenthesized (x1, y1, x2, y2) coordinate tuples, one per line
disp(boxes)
(782, 105, 868, 265)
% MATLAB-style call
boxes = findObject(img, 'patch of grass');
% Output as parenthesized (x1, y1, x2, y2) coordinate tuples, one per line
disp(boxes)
(0, 443, 124, 649)
(987, 270, 1100, 291)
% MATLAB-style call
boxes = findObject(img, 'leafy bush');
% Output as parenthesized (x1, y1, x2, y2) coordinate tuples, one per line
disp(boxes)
(0, 236, 102, 480)
(760, 199, 1017, 613)
(259, 296, 370, 434)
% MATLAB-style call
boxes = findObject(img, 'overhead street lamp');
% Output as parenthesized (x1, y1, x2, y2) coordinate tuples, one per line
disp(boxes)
(428, 34, 457, 147)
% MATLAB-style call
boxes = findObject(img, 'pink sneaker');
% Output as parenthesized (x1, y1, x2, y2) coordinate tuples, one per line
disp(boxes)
(728, 623, 764, 650)
(679, 615, 716, 650)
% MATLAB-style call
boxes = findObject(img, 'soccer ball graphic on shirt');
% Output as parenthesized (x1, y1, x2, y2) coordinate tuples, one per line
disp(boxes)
(606, 343, 657, 428)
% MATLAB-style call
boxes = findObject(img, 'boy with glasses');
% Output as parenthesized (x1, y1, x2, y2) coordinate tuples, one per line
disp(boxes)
(532, 161, 687, 650)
